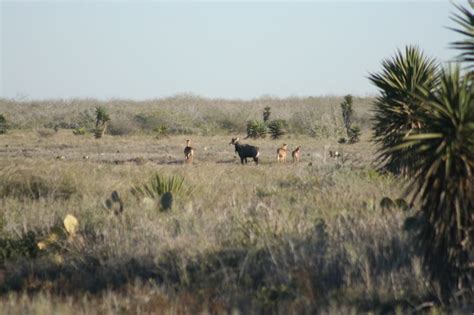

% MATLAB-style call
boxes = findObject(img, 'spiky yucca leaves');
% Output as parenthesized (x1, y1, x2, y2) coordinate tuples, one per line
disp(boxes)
(268, 119, 288, 140)
(449, 2, 474, 69)
(131, 174, 187, 211)
(398, 65, 473, 302)
(246, 120, 267, 139)
(369, 46, 439, 174)
(94, 107, 111, 138)
(95, 107, 110, 128)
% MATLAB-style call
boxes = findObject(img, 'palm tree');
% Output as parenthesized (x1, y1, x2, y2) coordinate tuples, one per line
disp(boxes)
(368, 46, 439, 174)
(397, 65, 473, 302)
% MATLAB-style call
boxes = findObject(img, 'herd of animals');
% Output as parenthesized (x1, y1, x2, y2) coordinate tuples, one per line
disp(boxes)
(184, 137, 341, 165)
(53, 137, 342, 164)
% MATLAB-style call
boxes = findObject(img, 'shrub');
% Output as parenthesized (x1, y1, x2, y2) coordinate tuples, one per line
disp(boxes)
(107, 119, 136, 136)
(95, 107, 111, 138)
(0, 114, 8, 134)
(340, 95, 353, 135)
(0, 168, 77, 200)
(246, 120, 267, 139)
(268, 119, 288, 140)
(348, 125, 361, 144)
(0, 232, 39, 262)
(154, 126, 169, 138)
(263, 106, 271, 122)
(72, 127, 86, 135)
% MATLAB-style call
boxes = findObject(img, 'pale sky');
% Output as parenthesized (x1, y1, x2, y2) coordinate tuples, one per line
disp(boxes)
(0, 1, 464, 100)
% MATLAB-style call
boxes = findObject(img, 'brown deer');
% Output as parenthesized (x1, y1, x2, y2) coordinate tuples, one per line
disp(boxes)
(184, 139, 194, 163)
(292, 146, 301, 163)
(276, 144, 288, 163)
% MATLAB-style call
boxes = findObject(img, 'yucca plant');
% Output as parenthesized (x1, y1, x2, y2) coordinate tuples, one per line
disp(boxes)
(348, 125, 361, 144)
(268, 119, 288, 140)
(396, 65, 473, 302)
(131, 174, 186, 211)
(449, 2, 474, 70)
(369, 46, 439, 174)
(340, 94, 354, 137)
(263, 106, 271, 122)
(94, 107, 111, 138)
(246, 120, 267, 139)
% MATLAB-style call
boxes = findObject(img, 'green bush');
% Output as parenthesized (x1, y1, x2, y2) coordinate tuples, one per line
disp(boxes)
(348, 125, 361, 144)
(246, 120, 267, 139)
(0, 232, 39, 262)
(268, 119, 288, 140)
(94, 107, 111, 138)
(72, 127, 86, 135)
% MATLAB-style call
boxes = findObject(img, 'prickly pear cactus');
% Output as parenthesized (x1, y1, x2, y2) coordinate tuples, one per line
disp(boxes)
(105, 190, 124, 215)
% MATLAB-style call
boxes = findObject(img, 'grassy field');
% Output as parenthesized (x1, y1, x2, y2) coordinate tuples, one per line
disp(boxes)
(0, 97, 450, 314)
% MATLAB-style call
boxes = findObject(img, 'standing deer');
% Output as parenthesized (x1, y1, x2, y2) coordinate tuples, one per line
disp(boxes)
(184, 139, 194, 163)
(276, 144, 288, 163)
(230, 137, 260, 165)
(292, 146, 301, 163)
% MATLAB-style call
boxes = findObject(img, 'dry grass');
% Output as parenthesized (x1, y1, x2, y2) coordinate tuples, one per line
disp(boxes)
(0, 97, 449, 313)
(0, 95, 374, 137)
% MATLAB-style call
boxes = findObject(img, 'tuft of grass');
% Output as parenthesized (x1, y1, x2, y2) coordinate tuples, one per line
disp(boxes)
(0, 167, 77, 200)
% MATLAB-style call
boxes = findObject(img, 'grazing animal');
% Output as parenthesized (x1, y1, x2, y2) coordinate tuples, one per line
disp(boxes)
(184, 139, 194, 163)
(329, 150, 341, 158)
(230, 137, 260, 165)
(292, 146, 301, 163)
(276, 144, 288, 163)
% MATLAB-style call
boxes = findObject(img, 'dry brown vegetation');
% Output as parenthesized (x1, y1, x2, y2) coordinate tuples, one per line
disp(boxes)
(0, 96, 461, 314)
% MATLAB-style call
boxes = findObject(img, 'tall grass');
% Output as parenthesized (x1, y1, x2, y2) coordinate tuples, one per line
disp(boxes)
(0, 132, 441, 313)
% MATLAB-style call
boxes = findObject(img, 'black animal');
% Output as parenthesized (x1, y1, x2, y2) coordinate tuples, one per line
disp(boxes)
(230, 137, 260, 165)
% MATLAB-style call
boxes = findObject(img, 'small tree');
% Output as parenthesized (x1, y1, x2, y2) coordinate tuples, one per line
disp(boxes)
(263, 106, 271, 122)
(348, 125, 361, 144)
(94, 107, 111, 139)
(340, 95, 360, 144)
(340, 94, 353, 133)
